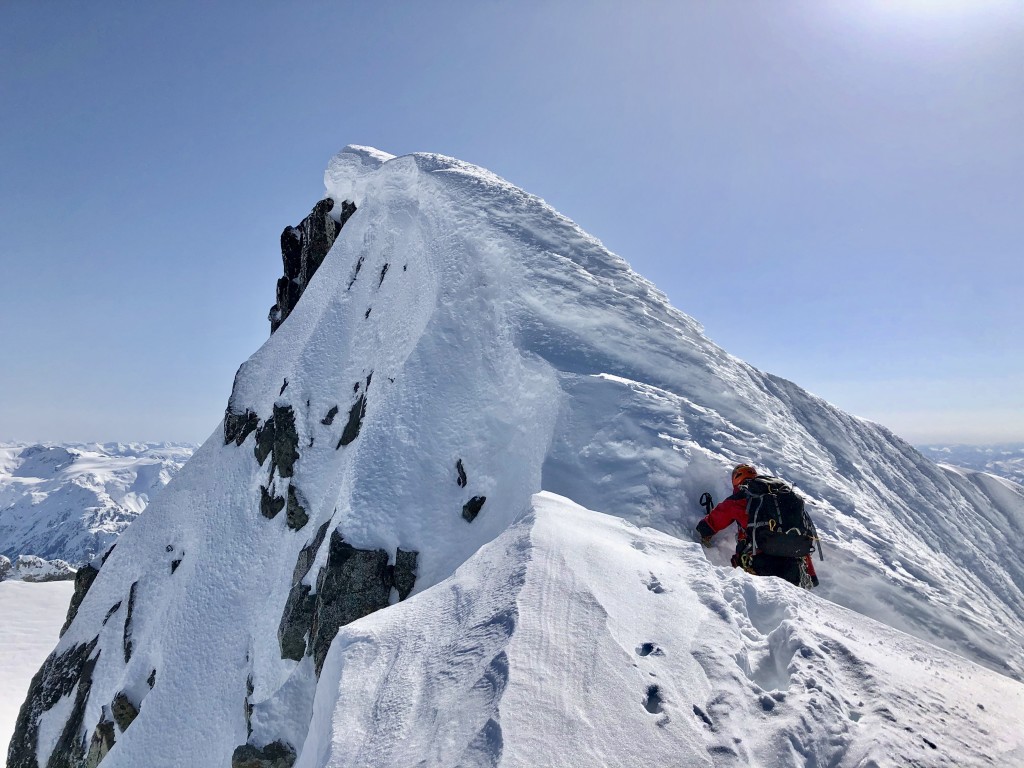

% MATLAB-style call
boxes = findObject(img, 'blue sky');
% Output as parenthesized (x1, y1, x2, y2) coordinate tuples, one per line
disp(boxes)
(2, 1, 1021, 445)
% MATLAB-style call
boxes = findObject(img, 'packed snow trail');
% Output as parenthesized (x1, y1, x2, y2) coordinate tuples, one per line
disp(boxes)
(12, 146, 1024, 768)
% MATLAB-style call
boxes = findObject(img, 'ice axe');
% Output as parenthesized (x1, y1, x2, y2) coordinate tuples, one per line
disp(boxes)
(699, 492, 713, 515)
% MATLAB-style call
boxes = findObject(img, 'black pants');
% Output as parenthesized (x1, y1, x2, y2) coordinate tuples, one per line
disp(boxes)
(752, 553, 802, 586)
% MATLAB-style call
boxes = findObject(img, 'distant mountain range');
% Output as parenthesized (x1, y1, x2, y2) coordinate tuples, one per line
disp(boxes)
(0, 442, 195, 565)
(917, 443, 1024, 486)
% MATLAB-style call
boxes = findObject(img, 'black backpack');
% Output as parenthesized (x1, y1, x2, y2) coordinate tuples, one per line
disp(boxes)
(741, 476, 820, 559)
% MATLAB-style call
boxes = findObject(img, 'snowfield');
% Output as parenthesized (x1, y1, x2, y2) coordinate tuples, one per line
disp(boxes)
(0, 581, 75, 759)
(8, 147, 1024, 767)
(0, 443, 194, 565)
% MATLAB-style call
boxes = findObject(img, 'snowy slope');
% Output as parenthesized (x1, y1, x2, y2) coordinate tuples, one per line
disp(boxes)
(0, 443, 194, 565)
(302, 493, 1024, 768)
(11, 147, 1024, 768)
(919, 443, 1024, 485)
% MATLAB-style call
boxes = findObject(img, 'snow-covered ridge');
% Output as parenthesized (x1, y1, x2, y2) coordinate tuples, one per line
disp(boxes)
(302, 493, 1024, 767)
(11, 147, 1024, 767)
(0, 442, 195, 565)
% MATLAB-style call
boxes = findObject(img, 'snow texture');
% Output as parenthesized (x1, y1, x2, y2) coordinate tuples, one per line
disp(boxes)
(0, 581, 76, 758)
(13, 147, 1024, 767)
(0, 443, 194, 565)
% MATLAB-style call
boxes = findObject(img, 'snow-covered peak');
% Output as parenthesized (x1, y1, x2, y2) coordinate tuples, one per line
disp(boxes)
(11, 148, 1024, 767)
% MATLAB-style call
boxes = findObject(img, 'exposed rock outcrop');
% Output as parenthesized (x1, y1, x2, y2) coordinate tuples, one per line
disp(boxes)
(463, 496, 487, 523)
(269, 197, 356, 333)
(393, 549, 418, 601)
(336, 393, 367, 448)
(7, 637, 100, 768)
(278, 522, 330, 661)
(0, 553, 11, 581)
(225, 408, 260, 446)
(310, 531, 393, 674)
(84, 710, 116, 768)
(111, 690, 140, 732)
(255, 404, 300, 479)
(275, 526, 420, 675)
(123, 581, 138, 663)
(61, 560, 100, 636)
(231, 740, 297, 768)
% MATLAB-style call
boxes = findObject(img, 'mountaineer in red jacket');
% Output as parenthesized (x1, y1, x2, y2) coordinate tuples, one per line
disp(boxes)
(695, 463, 818, 588)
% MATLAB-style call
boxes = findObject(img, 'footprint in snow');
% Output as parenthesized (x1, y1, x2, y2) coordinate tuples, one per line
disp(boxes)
(636, 642, 665, 657)
(643, 685, 665, 714)
(645, 574, 667, 594)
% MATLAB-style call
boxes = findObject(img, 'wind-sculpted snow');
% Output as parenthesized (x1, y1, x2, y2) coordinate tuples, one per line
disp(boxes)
(13, 146, 1024, 767)
(0, 443, 194, 565)
(302, 494, 1024, 767)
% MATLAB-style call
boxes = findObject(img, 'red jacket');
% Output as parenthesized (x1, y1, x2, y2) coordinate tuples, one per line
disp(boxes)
(696, 490, 748, 544)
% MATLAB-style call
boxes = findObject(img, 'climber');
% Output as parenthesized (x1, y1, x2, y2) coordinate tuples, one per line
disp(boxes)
(695, 463, 818, 588)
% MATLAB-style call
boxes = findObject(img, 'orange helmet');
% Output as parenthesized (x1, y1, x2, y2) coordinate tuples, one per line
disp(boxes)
(731, 463, 757, 489)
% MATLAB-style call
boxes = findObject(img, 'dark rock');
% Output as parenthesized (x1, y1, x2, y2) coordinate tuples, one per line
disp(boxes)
(278, 522, 330, 661)
(61, 561, 100, 636)
(378, 263, 389, 287)
(286, 485, 309, 531)
(321, 406, 339, 426)
(171, 558, 182, 574)
(278, 582, 314, 662)
(101, 543, 116, 564)
(225, 409, 260, 446)
(166, 545, 174, 553)
(124, 581, 138, 663)
(7, 636, 100, 768)
(270, 197, 353, 334)
(255, 415, 276, 467)
(364, 307, 371, 318)
(347, 255, 365, 290)
(366, 371, 373, 388)
(232, 740, 297, 768)
(147, 669, 156, 688)
(260, 486, 285, 520)
(336, 199, 357, 227)
(310, 530, 392, 674)
(394, 549, 418, 601)
(292, 522, 330, 585)
(84, 711, 116, 768)
(462, 496, 487, 523)
(279, 378, 289, 395)
(111, 691, 139, 732)
(245, 675, 254, 737)
(272, 405, 299, 478)
(456, 459, 468, 488)
(102, 601, 122, 625)
(255, 405, 300, 479)
(337, 394, 367, 448)
(0, 554, 11, 581)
